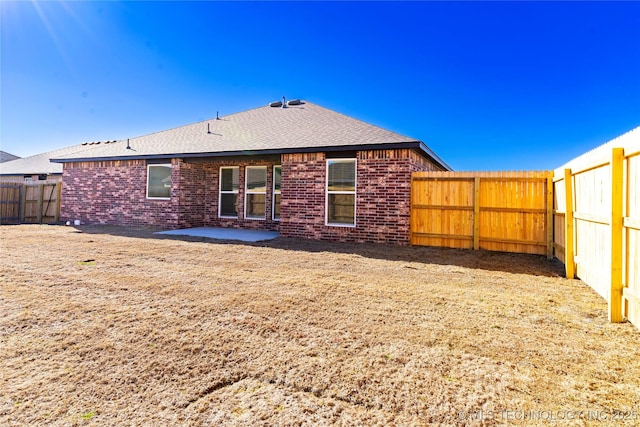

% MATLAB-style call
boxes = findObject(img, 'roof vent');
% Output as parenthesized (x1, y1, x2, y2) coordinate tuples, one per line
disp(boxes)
(287, 99, 303, 106)
(269, 101, 283, 108)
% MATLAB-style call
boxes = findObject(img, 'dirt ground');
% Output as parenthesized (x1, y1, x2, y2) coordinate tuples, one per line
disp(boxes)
(1, 224, 639, 426)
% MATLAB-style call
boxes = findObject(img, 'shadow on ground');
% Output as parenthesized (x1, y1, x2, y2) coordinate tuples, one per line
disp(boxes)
(75, 224, 566, 278)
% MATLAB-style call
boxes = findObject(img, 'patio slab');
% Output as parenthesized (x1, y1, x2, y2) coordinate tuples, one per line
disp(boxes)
(156, 227, 279, 242)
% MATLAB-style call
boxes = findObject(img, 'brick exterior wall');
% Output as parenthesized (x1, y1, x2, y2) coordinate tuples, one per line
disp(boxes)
(179, 158, 280, 231)
(61, 148, 442, 244)
(279, 149, 441, 244)
(61, 159, 181, 227)
(61, 158, 281, 231)
(279, 152, 326, 239)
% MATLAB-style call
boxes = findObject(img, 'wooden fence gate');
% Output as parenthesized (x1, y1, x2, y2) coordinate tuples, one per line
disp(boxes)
(410, 171, 554, 257)
(0, 182, 62, 224)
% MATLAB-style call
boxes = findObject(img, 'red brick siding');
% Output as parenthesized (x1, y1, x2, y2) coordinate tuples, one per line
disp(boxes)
(61, 158, 280, 231)
(195, 159, 280, 231)
(61, 149, 443, 243)
(279, 153, 326, 239)
(61, 159, 180, 227)
(279, 149, 442, 244)
(176, 161, 206, 228)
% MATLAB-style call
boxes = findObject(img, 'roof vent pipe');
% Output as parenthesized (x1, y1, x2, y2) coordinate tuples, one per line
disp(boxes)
(126, 138, 131, 150)
(207, 123, 211, 134)
(282, 96, 286, 108)
(216, 111, 220, 120)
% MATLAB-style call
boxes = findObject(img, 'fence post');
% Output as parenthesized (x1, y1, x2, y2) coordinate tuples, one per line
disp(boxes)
(609, 148, 624, 323)
(19, 184, 26, 222)
(37, 183, 44, 224)
(546, 171, 554, 259)
(55, 182, 62, 223)
(563, 169, 575, 279)
(473, 176, 480, 250)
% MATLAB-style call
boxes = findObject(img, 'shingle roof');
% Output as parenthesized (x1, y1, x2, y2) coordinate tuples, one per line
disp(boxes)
(0, 144, 98, 176)
(51, 101, 450, 170)
(0, 151, 21, 163)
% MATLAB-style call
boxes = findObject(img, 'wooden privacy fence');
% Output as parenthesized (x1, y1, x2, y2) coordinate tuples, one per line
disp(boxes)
(553, 143, 640, 327)
(409, 133, 639, 328)
(410, 171, 553, 257)
(0, 181, 62, 224)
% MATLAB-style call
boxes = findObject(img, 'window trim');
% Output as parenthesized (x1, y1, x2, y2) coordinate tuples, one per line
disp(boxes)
(146, 164, 172, 200)
(272, 165, 281, 221)
(244, 166, 267, 220)
(325, 158, 357, 227)
(219, 166, 239, 218)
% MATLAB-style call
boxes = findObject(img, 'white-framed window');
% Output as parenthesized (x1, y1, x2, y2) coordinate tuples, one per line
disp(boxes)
(219, 166, 239, 218)
(326, 159, 356, 226)
(146, 164, 172, 199)
(245, 166, 267, 220)
(273, 165, 281, 221)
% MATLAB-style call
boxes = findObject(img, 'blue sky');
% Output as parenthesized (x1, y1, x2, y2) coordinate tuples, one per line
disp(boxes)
(1, 1, 639, 171)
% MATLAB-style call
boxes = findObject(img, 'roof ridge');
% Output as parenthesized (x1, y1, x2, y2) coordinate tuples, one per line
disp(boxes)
(125, 102, 297, 143)
(305, 102, 416, 142)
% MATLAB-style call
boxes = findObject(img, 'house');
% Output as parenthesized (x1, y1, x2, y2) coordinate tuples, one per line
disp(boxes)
(0, 144, 101, 182)
(51, 100, 451, 244)
(0, 151, 21, 163)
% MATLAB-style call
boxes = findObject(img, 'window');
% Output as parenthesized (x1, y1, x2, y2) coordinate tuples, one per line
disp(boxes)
(219, 166, 239, 218)
(326, 159, 356, 226)
(245, 166, 267, 219)
(147, 164, 172, 199)
(273, 165, 281, 220)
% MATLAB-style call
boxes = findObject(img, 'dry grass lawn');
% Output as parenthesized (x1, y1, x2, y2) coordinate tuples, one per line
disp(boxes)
(1, 224, 639, 426)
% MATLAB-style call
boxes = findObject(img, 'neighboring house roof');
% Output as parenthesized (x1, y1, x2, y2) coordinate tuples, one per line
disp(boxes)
(0, 151, 21, 163)
(0, 144, 98, 176)
(51, 101, 451, 170)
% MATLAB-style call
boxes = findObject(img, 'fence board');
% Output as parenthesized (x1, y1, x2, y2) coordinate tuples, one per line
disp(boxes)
(553, 129, 640, 327)
(0, 183, 21, 223)
(0, 182, 61, 224)
(625, 150, 640, 327)
(410, 171, 552, 256)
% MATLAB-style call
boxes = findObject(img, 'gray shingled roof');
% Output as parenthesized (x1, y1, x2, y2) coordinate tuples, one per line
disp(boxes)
(0, 144, 98, 176)
(0, 151, 21, 163)
(50, 101, 450, 169)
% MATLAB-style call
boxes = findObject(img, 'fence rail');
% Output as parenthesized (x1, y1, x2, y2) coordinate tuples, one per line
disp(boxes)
(0, 181, 62, 224)
(410, 171, 553, 257)
(411, 153, 639, 329)
(554, 143, 640, 327)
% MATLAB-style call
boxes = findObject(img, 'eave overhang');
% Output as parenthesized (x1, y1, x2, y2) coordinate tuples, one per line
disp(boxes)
(51, 141, 452, 171)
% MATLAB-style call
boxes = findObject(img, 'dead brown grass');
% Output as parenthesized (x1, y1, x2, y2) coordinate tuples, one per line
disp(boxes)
(1, 224, 639, 426)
